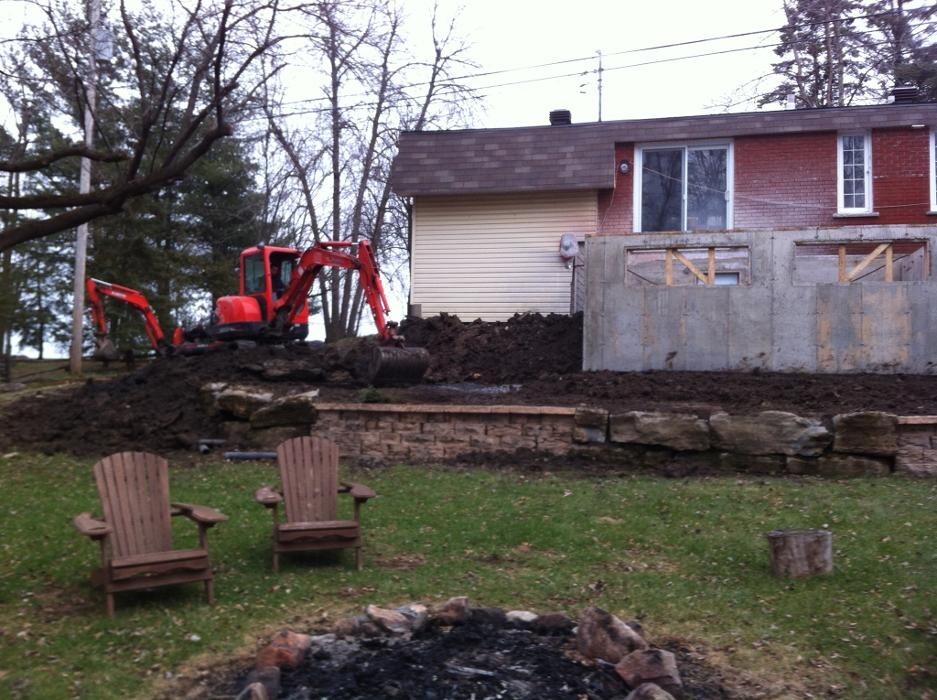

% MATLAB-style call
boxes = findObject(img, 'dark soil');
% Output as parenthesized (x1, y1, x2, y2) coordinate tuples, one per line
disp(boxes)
(2, 312, 937, 457)
(223, 614, 728, 700)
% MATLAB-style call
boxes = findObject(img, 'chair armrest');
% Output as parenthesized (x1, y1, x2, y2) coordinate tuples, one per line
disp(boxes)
(255, 486, 283, 507)
(171, 502, 227, 525)
(73, 512, 111, 539)
(341, 481, 376, 501)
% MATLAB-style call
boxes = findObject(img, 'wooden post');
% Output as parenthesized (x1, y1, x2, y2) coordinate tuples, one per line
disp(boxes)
(766, 529, 833, 578)
(707, 247, 715, 285)
(838, 245, 846, 283)
(885, 244, 893, 282)
(664, 249, 673, 286)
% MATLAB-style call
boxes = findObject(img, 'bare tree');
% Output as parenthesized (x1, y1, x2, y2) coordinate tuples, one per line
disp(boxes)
(0, 0, 285, 252)
(259, 1, 476, 341)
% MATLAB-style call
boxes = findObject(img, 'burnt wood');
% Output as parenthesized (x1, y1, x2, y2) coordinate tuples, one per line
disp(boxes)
(255, 437, 375, 572)
(73, 451, 226, 617)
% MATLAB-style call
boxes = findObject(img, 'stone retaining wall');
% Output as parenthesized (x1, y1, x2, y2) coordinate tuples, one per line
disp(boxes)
(314, 403, 576, 462)
(202, 384, 937, 477)
(896, 417, 937, 477)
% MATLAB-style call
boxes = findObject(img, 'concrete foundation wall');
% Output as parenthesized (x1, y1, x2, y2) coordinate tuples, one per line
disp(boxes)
(584, 225, 937, 373)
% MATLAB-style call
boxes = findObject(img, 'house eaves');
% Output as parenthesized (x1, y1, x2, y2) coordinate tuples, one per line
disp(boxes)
(390, 103, 937, 197)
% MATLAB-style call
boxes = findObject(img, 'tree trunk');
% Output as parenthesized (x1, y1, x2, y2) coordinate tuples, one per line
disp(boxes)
(766, 528, 833, 578)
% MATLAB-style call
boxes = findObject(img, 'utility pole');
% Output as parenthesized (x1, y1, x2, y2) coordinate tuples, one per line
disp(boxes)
(597, 50, 603, 122)
(69, 0, 101, 374)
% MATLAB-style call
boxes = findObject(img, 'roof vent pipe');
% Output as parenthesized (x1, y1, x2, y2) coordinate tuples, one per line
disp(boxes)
(549, 109, 572, 126)
(891, 86, 919, 104)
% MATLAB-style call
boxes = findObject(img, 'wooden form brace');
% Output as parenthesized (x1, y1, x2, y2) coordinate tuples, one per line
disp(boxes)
(838, 242, 894, 283)
(665, 247, 716, 286)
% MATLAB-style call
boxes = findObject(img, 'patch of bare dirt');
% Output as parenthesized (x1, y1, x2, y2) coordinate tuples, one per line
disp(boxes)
(2, 312, 937, 457)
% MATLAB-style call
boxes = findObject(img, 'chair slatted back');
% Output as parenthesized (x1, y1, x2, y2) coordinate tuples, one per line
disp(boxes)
(93, 452, 173, 558)
(277, 437, 339, 523)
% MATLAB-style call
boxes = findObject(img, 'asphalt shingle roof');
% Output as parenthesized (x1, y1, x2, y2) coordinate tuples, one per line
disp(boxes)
(390, 103, 937, 196)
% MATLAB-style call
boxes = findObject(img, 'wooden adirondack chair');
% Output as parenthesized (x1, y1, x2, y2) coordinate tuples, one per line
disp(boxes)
(73, 451, 227, 617)
(255, 436, 375, 572)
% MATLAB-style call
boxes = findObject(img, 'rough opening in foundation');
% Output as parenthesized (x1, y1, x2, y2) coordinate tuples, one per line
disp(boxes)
(625, 246, 751, 287)
(793, 240, 929, 284)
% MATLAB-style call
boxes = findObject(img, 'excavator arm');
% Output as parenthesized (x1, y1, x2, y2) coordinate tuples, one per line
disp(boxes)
(273, 241, 397, 341)
(85, 278, 168, 357)
(271, 241, 427, 384)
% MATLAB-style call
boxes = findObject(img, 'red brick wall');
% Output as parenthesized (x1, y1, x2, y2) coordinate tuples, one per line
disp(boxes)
(597, 143, 634, 233)
(597, 127, 934, 233)
(869, 128, 933, 224)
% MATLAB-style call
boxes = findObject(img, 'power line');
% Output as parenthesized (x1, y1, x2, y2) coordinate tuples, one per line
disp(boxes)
(267, 8, 916, 110)
(238, 24, 928, 124)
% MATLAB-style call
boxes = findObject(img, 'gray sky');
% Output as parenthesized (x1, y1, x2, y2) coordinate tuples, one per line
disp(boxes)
(409, 0, 788, 128)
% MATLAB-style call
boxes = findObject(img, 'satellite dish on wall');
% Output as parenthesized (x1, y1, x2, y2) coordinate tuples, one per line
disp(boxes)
(559, 233, 579, 260)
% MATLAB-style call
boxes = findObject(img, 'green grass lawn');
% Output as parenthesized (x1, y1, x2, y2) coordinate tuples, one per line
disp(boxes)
(0, 453, 934, 698)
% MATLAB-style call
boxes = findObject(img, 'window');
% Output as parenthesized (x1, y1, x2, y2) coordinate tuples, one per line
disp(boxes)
(635, 142, 732, 232)
(930, 130, 937, 212)
(243, 253, 266, 293)
(793, 241, 929, 284)
(626, 246, 750, 286)
(837, 132, 872, 213)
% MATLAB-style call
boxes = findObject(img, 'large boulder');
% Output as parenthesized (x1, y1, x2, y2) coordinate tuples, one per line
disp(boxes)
(610, 412, 710, 452)
(250, 390, 320, 428)
(576, 607, 648, 663)
(717, 452, 785, 474)
(574, 407, 609, 444)
(211, 385, 274, 420)
(832, 412, 898, 456)
(818, 454, 891, 477)
(710, 411, 831, 456)
(615, 648, 683, 698)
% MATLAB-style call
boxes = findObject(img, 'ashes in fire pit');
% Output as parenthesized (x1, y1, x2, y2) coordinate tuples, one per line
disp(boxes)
(230, 599, 730, 700)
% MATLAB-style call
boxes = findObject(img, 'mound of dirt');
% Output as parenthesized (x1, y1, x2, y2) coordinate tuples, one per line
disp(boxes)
(400, 312, 583, 383)
(2, 312, 937, 457)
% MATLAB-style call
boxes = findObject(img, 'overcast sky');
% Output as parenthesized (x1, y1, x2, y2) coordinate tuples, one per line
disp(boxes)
(408, 0, 789, 128)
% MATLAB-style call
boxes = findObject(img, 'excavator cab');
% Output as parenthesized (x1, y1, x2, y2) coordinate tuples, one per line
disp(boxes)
(214, 245, 309, 341)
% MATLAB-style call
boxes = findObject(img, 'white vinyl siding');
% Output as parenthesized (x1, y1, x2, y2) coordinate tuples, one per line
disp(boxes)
(411, 191, 597, 321)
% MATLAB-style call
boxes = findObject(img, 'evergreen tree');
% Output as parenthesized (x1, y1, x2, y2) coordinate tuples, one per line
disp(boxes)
(759, 0, 869, 108)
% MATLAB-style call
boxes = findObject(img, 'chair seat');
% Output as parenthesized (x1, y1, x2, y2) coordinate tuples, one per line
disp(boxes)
(278, 520, 359, 532)
(110, 548, 210, 581)
(276, 520, 359, 544)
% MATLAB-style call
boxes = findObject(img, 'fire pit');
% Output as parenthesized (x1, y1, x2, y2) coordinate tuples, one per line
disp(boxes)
(226, 599, 730, 700)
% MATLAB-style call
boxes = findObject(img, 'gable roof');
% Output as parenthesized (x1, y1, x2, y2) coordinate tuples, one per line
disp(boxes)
(390, 103, 937, 196)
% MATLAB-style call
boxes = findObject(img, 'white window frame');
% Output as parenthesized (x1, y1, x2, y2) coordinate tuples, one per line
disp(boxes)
(837, 131, 873, 214)
(633, 140, 734, 233)
(930, 130, 937, 213)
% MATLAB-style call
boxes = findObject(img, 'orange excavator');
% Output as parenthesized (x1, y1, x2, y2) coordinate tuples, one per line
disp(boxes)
(87, 240, 429, 385)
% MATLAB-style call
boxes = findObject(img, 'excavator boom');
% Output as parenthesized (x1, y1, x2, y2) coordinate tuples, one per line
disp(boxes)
(86, 278, 168, 358)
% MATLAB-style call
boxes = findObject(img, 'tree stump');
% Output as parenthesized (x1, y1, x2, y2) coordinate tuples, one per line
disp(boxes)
(765, 528, 833, 578)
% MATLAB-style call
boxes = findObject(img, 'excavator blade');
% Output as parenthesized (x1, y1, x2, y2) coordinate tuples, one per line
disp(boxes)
(365, 345, 430, 386)
(92, 336, 120, 362)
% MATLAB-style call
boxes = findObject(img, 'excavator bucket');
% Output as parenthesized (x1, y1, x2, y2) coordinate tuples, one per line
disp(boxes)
(365, 345, 430, 386)
(92, 335, 120, 362)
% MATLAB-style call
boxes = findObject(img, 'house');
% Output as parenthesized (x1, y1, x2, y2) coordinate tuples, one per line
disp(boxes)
(391, 100, 937, 373)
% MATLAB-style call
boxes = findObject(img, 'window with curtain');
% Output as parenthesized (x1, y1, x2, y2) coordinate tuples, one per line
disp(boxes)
(638, 143, 730, 232)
